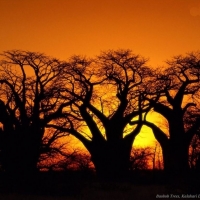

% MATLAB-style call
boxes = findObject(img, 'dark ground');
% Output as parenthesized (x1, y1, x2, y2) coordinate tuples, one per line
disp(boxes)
(0, 170, 199, 200)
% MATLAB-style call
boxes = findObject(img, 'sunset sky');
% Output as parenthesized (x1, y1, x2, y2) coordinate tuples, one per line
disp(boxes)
(0, 0, 200, 148)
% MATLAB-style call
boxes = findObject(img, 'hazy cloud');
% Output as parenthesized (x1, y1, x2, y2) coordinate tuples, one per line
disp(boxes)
(190, 5, 200, 16)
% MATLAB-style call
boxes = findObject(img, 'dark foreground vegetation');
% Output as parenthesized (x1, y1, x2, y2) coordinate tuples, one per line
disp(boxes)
(0, 170, 200, 200)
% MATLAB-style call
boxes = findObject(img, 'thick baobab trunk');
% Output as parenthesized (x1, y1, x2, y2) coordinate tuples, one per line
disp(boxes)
(161, 142, 189, 185)
(19, 126, 43, 175)
(145, 120, 190, 176)
(89, 140, 131, 180)
(161, 138, 190, 176)
(166, 118, 190, 175)
(1, 126, 43, 177)
(158, 139, 189, 180)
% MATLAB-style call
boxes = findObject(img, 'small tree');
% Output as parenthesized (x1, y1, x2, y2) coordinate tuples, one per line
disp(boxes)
(129, 147, 153, 170)
(189, 134, 200, 170)
(151, 142, 164, 170)
(38, 129, 77, 171)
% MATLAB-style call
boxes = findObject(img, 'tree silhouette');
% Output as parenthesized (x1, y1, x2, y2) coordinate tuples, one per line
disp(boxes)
(0, 50, 72, 176)
(47, 50, 151, 179)
(189, 134, 200, 170)
(131, 52, 200, 176)
(129, 147, 153, 170)
(38, 129, 77, 171)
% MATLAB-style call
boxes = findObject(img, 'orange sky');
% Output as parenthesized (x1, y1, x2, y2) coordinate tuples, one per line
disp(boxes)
(0, 0, 200, 148)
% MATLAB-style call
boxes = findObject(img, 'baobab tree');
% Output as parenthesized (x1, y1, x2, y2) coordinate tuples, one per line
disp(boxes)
(0, 50, 72, 175)
(48, 50, 151, 179)
(131, 52, 200, 175)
